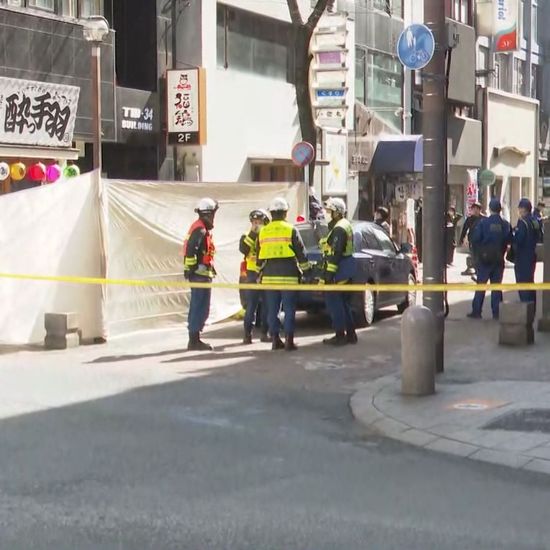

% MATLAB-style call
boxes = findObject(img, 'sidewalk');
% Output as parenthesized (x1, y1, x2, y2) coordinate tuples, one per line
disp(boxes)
(351, 251, 550, 475)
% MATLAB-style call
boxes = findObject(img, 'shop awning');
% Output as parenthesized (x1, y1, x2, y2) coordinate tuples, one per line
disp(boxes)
(0, 144, 79, 160)
(370, 135, 423, 174)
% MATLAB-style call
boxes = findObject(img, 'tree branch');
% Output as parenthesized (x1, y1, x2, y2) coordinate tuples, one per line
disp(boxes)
(286, 0, 303, 26)
(306, 0, 331, 31)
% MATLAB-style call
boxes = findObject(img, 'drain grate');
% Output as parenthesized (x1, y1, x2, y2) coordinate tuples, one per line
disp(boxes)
(484, 409, 550, 434)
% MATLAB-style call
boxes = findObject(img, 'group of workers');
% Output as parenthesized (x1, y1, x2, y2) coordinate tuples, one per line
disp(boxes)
(464, 197, 543, 320)
(183, 196, 357, 351)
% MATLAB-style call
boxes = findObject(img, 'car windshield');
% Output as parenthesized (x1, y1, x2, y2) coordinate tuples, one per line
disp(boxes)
(297, 224, 327, 250)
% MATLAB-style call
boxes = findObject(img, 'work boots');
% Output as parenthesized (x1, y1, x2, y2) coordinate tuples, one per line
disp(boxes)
(272, 334, 285, 350)
(260, 331, 271, 343)
(187, 332, 213, 351)
(242, 330, 253, 345)
(346, 329, 358, 345)
(285, 333, 297, 352)
(323, 331, 347, 346)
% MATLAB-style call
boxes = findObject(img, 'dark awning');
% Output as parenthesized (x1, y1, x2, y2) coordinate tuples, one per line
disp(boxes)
(370, 135, 423, 174)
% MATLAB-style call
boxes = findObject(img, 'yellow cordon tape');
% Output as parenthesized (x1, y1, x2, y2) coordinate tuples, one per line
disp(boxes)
(0, 272, 548, 293)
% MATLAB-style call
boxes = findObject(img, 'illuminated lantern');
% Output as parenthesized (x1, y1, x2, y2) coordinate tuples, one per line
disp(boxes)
(63, 164, 80, 178)
(0, 162, 9, 181)
(46, 164, 62, 183)
(28, 162, 46, 182)
(10, 162, 26, 181)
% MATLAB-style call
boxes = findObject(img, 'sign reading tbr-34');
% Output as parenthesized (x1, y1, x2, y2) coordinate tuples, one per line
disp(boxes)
(493, 0, 519, 52)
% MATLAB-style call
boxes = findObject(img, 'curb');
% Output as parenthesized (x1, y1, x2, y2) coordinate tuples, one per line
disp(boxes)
(350, 376, 550, 476)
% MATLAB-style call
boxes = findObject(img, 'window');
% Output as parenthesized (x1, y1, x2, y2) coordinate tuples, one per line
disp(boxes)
(513, 58, 525, 95)
(1, 0, 103, 16)
(361, 228, 381, 251)
(372, 0, 402, 17)
(366, 50, 403, 132)
(493, 57, 501, 89)
(217, 4, 293, 83)
(531, 64, 540, 99)
(451, 0, 471, 24)
(373, 227, 396, 253)
(355, 47, 366, 105)
(28, 0, 54, 10)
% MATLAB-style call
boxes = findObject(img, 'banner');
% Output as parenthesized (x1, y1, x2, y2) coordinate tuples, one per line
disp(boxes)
(493, 0, 519, 52)
(0, 77, 80, 147)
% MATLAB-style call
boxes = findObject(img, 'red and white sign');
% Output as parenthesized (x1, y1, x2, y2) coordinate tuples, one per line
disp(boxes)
(493, 0, 519, 52)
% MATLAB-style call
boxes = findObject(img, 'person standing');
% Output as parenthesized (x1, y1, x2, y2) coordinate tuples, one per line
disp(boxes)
(257, 197, 311, 352)
(240, 209, 270, 344)
(534, 201, 547, 222)
(445, 206, 462, 266)
(321, 198, 357, 346)
(459, 202, 484, 276)
(374, 206, 391, 234)
(467, 199, 511, 320)
(183, 197, 219, 351)
(513, 198, 543, 305)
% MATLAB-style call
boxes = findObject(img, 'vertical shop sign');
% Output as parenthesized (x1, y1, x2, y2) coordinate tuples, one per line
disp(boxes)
(166, 69, 207, 145)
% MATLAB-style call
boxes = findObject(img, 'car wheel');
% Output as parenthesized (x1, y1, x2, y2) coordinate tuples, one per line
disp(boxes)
(397, 273, 417, 314)
(353, 287, 376, 328)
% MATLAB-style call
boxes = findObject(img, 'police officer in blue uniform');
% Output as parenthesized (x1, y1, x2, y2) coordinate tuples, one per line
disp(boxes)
(468, 198, 512, 320)
(321, 198, 357, 346)
(513, 198, 543, 305)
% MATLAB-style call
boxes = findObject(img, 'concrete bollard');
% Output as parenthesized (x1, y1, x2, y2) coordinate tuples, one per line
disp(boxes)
(44, 312, 80, 350)
(499, 302, 535, 346)
(401, 306, 436, 396)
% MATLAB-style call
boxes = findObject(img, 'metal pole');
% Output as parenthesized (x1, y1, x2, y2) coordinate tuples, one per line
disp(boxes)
(91, 43, 102, 172)
(422, 0, 446, 372)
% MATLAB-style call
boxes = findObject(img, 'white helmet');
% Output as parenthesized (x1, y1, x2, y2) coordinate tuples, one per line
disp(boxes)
(324, 197, 347, 216)
(268, 197, 289, 212)
(195, 197, 218, 214)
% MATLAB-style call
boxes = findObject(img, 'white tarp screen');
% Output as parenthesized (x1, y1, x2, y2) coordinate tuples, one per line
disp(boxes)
(0, 172, 103, 344)
(106, 180, 306, 337)
(0, 175, 306, 344)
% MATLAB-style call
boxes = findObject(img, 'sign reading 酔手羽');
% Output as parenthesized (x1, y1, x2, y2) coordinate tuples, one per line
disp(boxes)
(0, 77, 80, 148)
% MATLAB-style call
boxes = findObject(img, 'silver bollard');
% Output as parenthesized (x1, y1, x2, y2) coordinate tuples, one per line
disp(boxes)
(401, 305, 436, 396)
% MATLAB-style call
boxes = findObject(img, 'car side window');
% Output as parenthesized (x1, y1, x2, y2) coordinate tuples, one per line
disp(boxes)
(373, 227, 397, 254)
(361, 228, 381, 251)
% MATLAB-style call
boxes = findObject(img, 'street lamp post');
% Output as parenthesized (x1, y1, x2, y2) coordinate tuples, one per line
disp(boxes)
(82, 16, 110, 173)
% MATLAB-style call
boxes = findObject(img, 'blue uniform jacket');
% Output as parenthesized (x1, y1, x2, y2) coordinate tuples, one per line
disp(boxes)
(471, 214, 512, 263)
(513, 215, 542, 264)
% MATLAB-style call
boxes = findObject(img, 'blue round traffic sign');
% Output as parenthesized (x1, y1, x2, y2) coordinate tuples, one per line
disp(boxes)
(291, 141, 315, 168)
(397, 24, 435, 70)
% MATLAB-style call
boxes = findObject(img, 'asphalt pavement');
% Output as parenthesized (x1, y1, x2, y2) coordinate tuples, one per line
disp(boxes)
(0, 252, 549, 549)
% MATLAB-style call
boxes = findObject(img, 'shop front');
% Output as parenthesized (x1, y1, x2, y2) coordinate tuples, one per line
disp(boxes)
(0, 77, 81, 194)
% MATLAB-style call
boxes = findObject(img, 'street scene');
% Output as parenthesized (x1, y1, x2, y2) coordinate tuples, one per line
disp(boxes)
(2, 0, 550, 549)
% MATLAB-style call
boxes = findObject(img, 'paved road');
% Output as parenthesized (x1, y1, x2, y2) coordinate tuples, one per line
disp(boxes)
(1, 354, 550, 550)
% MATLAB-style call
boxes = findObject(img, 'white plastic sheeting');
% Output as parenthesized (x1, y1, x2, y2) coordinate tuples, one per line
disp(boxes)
(0, 175, 306, 344)
(0, 173, 103, 344)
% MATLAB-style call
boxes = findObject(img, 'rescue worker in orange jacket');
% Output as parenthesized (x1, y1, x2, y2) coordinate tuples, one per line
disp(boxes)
(183, 197, 218, 351)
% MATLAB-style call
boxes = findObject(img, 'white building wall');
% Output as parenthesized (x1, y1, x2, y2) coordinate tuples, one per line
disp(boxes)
(198, 0, 313, 182)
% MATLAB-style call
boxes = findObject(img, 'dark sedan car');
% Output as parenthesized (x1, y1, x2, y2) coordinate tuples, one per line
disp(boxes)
(296, 221, 417, 327)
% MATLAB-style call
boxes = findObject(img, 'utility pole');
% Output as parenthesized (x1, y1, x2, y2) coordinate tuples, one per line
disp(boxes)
(422, 0, 447, 372)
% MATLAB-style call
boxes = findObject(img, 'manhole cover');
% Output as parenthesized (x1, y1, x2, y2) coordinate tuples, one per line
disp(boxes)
(484, 409, 550, 433)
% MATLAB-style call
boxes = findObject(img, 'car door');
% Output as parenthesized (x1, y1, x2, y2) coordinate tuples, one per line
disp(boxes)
(356, 225, 394, 307)
(371, 226, 401, 304)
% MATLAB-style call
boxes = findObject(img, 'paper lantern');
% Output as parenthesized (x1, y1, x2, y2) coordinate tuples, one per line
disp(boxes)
(46, 164, 62, 183)
(0, 162, 9, 181)
(63, 164, 80, 178)
(28, 162, 46, 182)
(10, 162, 26, 181)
